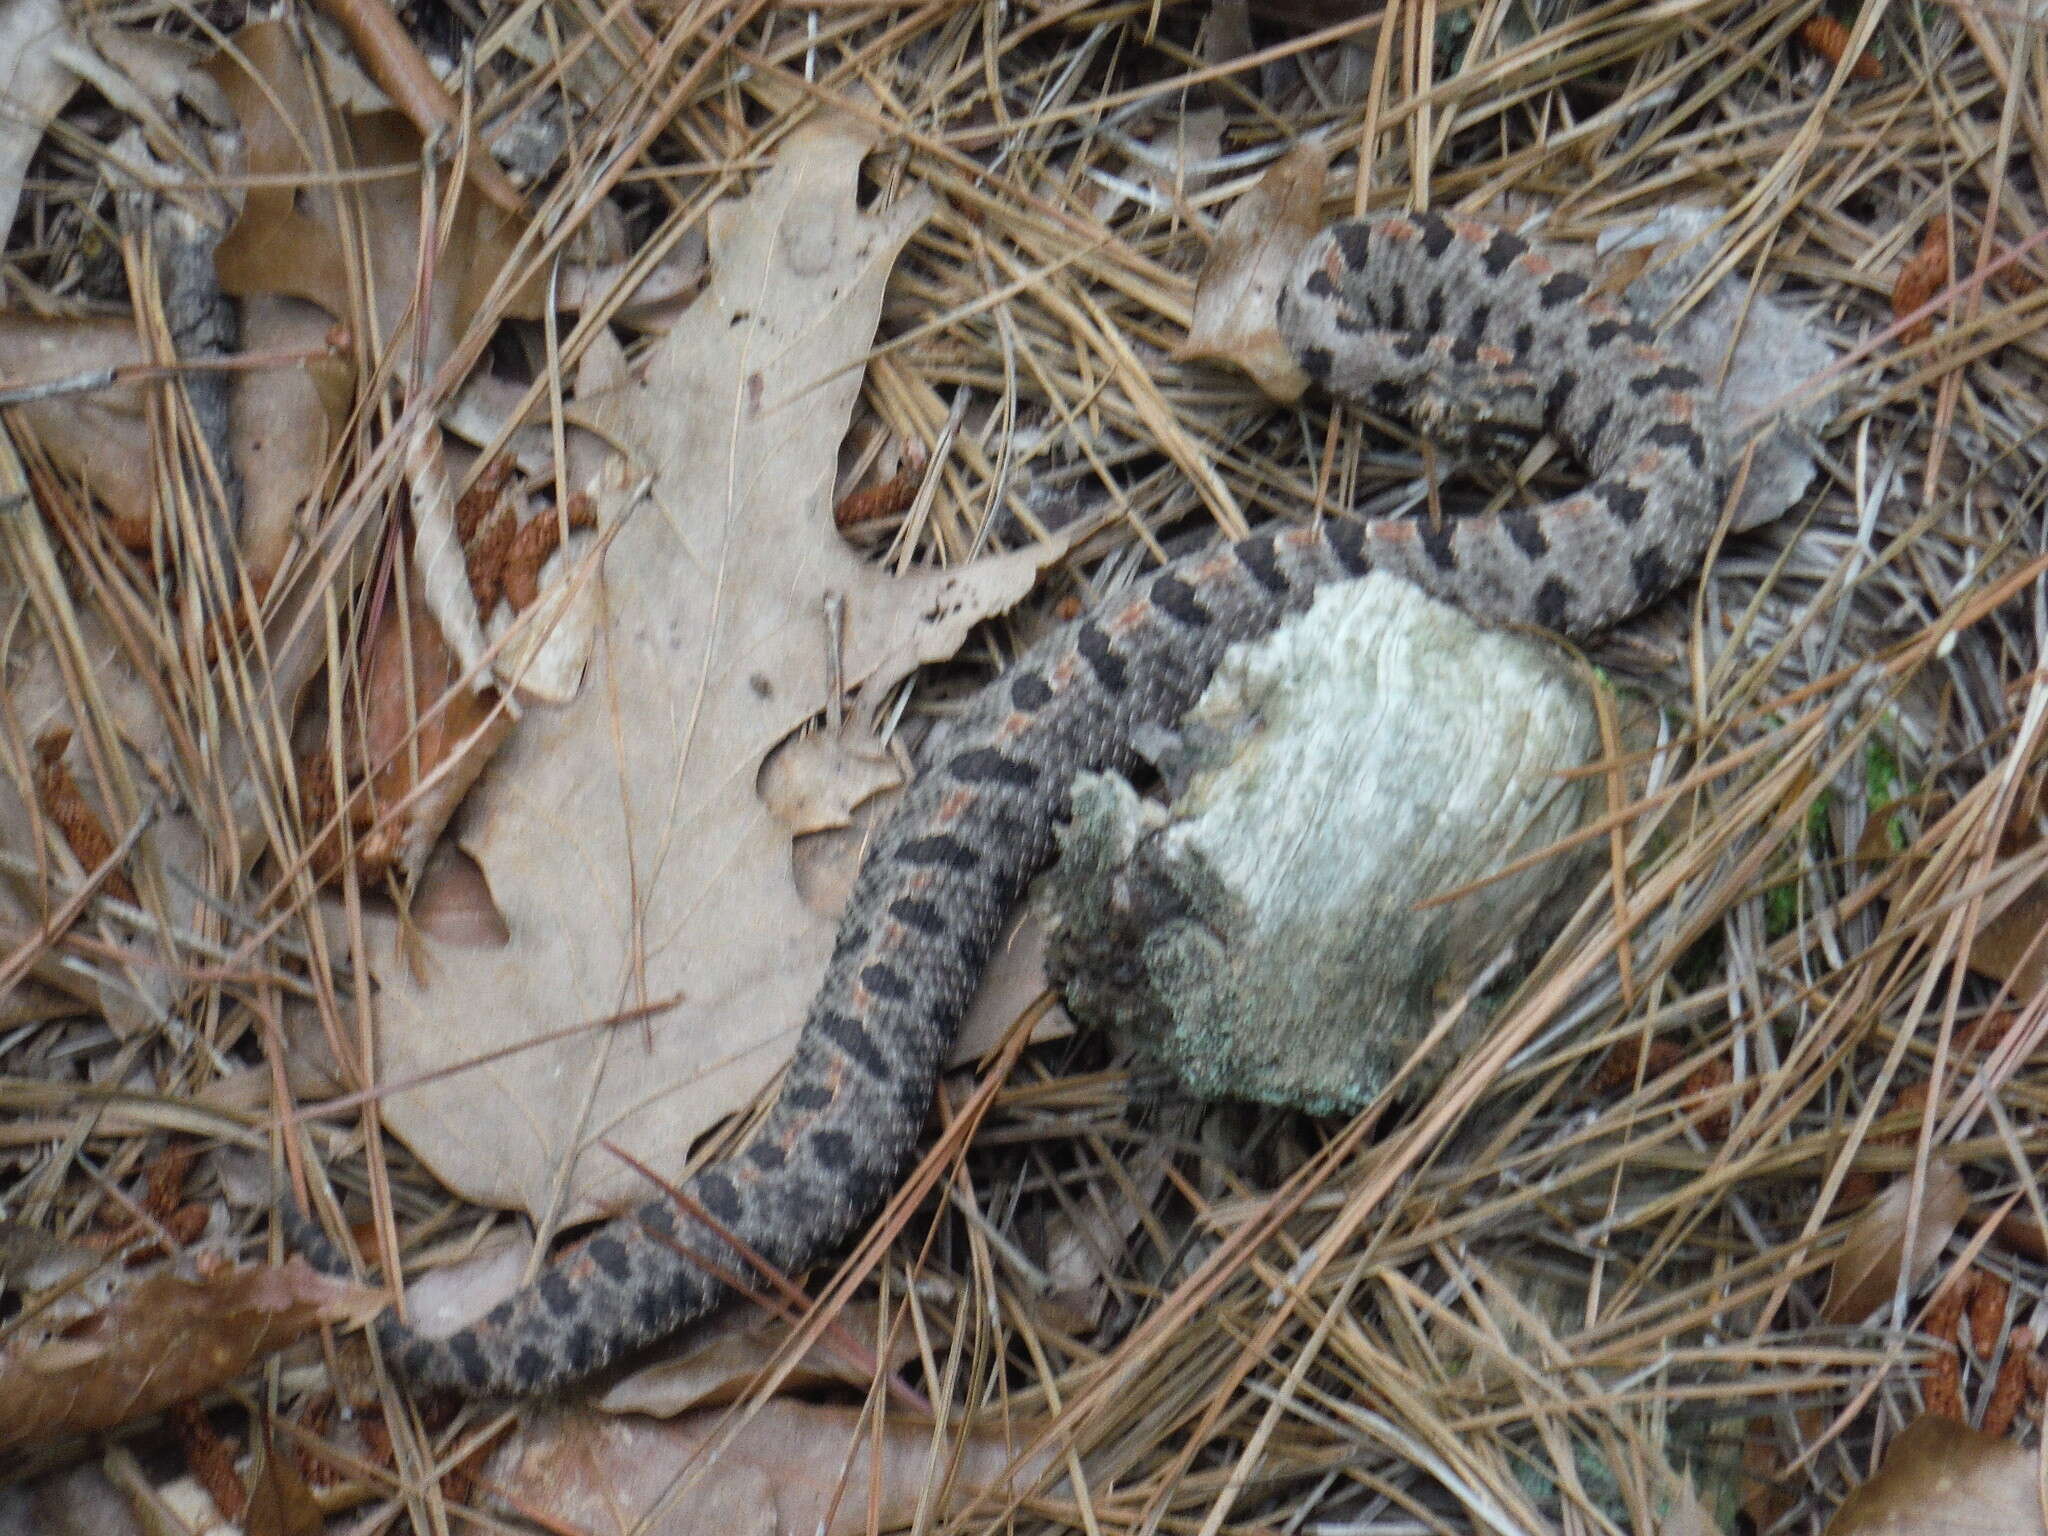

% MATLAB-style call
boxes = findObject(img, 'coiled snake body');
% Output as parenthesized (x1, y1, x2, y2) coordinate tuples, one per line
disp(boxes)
(295, 211, 1730, 1394)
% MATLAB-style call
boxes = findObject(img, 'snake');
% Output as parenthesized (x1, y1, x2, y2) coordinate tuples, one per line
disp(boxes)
(292, 209, 1730, 1394)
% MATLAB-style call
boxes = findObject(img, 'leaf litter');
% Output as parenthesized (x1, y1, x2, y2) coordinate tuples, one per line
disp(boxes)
(2, 0, 2048, 1531)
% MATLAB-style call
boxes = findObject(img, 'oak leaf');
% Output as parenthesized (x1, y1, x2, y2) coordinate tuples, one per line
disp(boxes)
(365, 110, 1078, 1222)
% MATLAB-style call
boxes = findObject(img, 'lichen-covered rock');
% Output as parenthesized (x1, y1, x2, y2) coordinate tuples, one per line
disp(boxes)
(1042, 572, 1601, 1114)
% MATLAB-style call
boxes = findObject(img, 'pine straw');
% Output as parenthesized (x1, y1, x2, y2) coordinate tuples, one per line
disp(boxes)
(5, 0, 2048, 1529)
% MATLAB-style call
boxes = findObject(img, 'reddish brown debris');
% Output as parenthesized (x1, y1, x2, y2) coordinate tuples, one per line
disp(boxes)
(1894, 218, 1950, 345)
(1799, 14, 1882, 79)
(33, 728, 136, 903)
(1587, 1037, 1688, 1095)
(1980, 1325, 2033, 1434)
(501, 496, 598, 613)
(834, 467, 922, 529)
(1966, 1271, 2009, 1359)
(169, 1400, 248, 1521)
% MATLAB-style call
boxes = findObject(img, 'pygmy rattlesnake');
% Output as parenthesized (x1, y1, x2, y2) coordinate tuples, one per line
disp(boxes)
(294, 209, 1731, 1394)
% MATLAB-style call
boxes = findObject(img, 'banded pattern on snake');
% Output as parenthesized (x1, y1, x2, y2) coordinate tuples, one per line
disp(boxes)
(293, 209, 1730, 1395)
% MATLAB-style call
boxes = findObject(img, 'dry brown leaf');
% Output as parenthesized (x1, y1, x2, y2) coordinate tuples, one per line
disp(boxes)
(1176, 139, 1326, 401)
(598, 1302, 918, 1416)
(953, 911, 1067, 1061)
(0, 313, 155, 539)
(241, 1417, 324, 1536)
(306, 0, 523, 214)
(365, 109, 1079, 1223)
(1823, 1416, 2045, 1534)
(203, 21, 540, 382)
(1822, 1156, 1967, 1324)
(483, 1399, 1055, 1535)
(1959, 881, 2048, 997)
(0, 489, 212, 1034)
(232, 296, 355, 591)
(300, 560, 513, 884)
(0, 1259, 382, 1451)
(1855, 785, 2048, 997)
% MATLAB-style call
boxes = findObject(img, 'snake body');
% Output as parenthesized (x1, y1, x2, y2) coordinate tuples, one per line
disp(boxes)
(294, 211, 1729, 1394)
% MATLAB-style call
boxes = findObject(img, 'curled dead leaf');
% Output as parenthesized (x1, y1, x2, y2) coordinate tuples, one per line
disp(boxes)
(1177, 140, 1327, 401)
(300, 560, 513, 885)
(203, 21, 540, 382)
(0, 1258, 382, 1451)
(1821, 1156, 1967, 1324)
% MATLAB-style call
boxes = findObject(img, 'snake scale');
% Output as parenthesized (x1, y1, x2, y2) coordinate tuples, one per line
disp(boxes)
(293, 210, 1730, 1394)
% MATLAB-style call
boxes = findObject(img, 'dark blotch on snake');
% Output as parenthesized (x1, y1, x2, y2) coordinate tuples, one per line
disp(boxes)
(1075, 623, 1128, 694)
(899, 833, 978, 871)
(860, 962, 914, 1002)
(1481, 229, 1527, 276)
(1630, 364, 1703, 396)
(1011, 672, 1052, 710)
(1646, 421, 1711, 470)
(1235, 535, 1289, 596)
(539, 1271, 578, 1316)
(1598, 481, 1648, 525)
(809, 1129, 855, 1167)
(1333, 222, 1374, 269)
(1632, 546, 1675, 604)
(1502, 512, 1550, 559)
(889, 896, 947, 934)
(818, 1011, 891, 1080)
(695, 1171, 743, 1225)
(1327, 520, 1373, 577)
(949, 747, 1041, 788)
(1150, 572, 1213, 628)
(784, 1081, 834, 1112)
(1544, 370, 1578, 422)
(1420, 521, 1459, 573)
